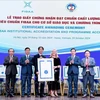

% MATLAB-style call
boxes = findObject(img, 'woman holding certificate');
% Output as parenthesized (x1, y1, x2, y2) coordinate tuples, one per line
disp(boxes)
(48, 49, 61, 97)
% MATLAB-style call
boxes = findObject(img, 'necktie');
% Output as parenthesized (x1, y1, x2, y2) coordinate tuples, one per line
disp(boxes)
(26, 55, 29, 59)
(86, 57, 89, 70)
(71, 56, 74, 60)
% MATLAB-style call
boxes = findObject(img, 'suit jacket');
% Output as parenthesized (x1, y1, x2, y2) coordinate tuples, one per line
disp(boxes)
(65, 56, 80, 75)
(32, 54, 46, 74)
(20, 55, 33, 76)
(3, 55, 19, 75)
(81, 57, 96, 76)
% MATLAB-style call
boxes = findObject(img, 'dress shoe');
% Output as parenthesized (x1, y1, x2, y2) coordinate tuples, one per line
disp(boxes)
(90, 94, 95, 98)
(40, 94, 46, 97)
(5, 94, 10, 97)
(35, 94, 39, 97)
(82, 94, 87, 98)
(27, 95, 31, 97)
(68, 94, 73, 98)
(21, 95, 25, 97)
(74, 94, 77, 98)
(43, 94, 46, 97)
(10, 93, 14, 97)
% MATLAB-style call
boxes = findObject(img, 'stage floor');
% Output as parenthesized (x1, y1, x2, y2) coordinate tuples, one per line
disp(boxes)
(0, 96, 100, 100)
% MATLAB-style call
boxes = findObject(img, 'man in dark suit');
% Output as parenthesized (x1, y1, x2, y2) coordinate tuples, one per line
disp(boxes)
(4, 48, 19, 97)
(81, 50, 96, 98)
(20, 47, 33, 97)
(65, 48, 80, 98)
(32, 46, 46, 97)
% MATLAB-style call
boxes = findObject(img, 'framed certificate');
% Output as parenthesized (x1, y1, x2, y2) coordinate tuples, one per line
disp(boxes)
(94, 66, 100, 79)
(0, 65, 21, 79)
(0, 65, 5, 78)
(32, 66, 35, 79)
(16, 65, 21, 79)
(78, 66, 83, 79)
(63, 66, 68, 79)
(38, 58, 54, 81)
(63, 66, 83, 79)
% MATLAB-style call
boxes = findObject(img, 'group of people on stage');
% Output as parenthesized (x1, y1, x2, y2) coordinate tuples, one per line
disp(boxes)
(3, 46, 96, 98)
(65, 48, 95, 98)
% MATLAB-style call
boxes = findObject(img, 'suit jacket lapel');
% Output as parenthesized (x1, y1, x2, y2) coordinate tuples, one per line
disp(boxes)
(8, 55, 11, 61)
(38, 54, 40, 58)
(28, 55, 32, 60)
(71, 56, 75, 61)
(74, 56, 76, 61)
(13, 56, 15, 61)
(83, 58, 86, 64)
(69, 56, 72, 61)
(8, 56, 10, 60)
(24, 55, 27, 60)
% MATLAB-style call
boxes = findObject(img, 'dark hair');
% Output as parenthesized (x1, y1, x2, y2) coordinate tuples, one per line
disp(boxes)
(85, 50, 90, 53)
(70, 48, 76, 52)
(25, 47, 30, 51)
(38, 46, 44, 50)
(8, 48, 14, 52)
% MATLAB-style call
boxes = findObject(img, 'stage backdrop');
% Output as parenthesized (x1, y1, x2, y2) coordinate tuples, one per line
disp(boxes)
(0, 0, 100, 66)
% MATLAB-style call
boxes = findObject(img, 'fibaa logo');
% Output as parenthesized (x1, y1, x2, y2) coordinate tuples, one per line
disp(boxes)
(66, 3, 76, 12)
(24, 0, 32, 8)
(22, 0, 33, 13)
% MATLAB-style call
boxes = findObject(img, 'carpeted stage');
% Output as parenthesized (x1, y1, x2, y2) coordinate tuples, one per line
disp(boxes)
(0, 96, 100, 100)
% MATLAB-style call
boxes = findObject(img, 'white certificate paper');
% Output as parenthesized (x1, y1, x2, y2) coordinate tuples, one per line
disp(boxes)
(94, 66, 100, 79)
(0, 65, 5, 78)
(63, 66, 68, 79)
(78, 66, 83, 79)
(0, 65, 21, 79)
(38, 58, 54, 81)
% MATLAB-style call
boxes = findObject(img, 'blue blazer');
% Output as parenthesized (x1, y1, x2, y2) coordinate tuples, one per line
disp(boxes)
(65, 56, 80, 75)
(81, 57, 96, 76)
(20, 55, 33, 76)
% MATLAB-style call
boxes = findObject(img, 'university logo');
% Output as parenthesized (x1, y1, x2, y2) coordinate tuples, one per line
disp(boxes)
(44, 70, 48, 74)
(66, 3, 76, 12)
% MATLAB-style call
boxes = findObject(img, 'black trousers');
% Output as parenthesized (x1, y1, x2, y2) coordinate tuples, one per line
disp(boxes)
(35, 74, 45, 95)
(6, 73, 16, 94)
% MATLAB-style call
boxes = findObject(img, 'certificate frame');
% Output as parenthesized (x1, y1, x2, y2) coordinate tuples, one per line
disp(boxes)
(78, 66, 100, 79)
(63, 66, 68, 79)
(32, 65, 35, 79)
(16, 65, 21, 79)
(78, 66, 83, 79)
(38, 58, 54, 81)
(94, 66, 100, 79)
(63, 66, 83, 79)
(0, 65, 6, 78)
(0, 65, 21, 79)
